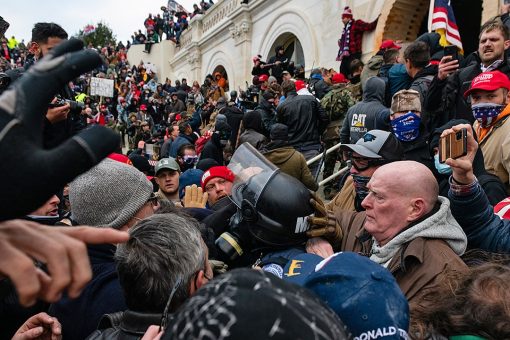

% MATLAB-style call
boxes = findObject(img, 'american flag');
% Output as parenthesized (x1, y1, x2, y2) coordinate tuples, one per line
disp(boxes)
(431, 0, 463, 51)
(82, 24, 96, 36)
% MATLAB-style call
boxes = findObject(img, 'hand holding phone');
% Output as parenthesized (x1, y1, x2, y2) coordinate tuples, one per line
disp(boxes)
(439, 128, 467, 163)
(444, 45, 459, 61)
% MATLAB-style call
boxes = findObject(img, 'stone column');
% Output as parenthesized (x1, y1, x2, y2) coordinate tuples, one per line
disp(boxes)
(229, 11, 253, 91)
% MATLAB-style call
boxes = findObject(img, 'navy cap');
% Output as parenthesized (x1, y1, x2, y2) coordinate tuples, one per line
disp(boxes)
(178, 169, 204, 199)
(283, 252, 409, 340)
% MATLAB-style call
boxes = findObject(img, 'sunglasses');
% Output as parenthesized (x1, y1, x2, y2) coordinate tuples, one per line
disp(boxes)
(183, 155, 199, 165)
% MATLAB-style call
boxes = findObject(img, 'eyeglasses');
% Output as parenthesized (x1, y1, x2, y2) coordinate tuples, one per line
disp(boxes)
(343, 151, 387, 171)
(159, 276, 183, 331)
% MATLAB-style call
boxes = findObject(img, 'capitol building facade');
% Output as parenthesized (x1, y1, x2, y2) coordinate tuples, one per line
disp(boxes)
(128, 0, 499, 90)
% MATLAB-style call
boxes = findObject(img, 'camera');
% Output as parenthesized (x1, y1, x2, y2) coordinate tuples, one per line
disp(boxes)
(49, 95, 85, 112)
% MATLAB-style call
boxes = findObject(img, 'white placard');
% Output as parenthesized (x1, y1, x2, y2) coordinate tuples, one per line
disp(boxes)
(90, 77, 114, 97)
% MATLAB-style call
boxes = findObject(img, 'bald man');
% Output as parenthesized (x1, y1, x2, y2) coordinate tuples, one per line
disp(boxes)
(307, 161, 468, 305)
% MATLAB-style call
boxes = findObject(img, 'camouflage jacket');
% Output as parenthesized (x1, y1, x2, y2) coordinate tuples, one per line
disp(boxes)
(320, 83, 359, 123)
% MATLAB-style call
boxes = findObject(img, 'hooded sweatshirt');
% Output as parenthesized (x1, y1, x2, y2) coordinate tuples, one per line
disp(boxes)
(360, 54, 383, 90)
(239, 110, 267, 149)
(262, 141, 318, 191)
(370, 196, 467, 265)
(340, 77, 390, 144)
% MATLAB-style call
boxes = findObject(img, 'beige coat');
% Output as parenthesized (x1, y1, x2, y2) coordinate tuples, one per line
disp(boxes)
(475, 116, 510, 194)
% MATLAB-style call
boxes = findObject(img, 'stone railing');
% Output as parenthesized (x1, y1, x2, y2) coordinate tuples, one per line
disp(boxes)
(179, 27, 193, 48)
(201, 0, 241, 34)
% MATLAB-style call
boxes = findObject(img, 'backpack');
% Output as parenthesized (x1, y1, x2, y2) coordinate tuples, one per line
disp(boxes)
(195, 131, 212, 156)
(320, 85, 357, 122)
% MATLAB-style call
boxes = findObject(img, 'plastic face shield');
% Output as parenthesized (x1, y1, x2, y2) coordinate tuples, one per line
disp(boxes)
(228, 142, 278, 208)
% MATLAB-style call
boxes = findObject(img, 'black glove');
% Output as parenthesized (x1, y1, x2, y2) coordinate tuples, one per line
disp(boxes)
(0, 38, 119, 221)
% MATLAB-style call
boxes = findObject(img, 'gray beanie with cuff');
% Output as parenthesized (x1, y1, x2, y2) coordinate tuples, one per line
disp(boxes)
(70, 158, 153, 229)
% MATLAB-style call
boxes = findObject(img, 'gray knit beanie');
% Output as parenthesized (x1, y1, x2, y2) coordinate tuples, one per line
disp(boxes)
(70, 158, 153, 229)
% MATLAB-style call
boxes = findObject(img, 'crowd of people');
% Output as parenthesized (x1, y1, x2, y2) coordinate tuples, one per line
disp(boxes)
(1, 3, 510, 340)
(132, 1, 215, 50)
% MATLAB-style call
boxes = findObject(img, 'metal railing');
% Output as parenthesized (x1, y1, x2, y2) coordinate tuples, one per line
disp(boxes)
(305, 142, 349, 188)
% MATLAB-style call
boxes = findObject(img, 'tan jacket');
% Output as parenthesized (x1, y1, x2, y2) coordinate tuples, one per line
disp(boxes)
(326, 175, 355, 212)
(475, 116, 510, 194)
(333, 208, 468, 304)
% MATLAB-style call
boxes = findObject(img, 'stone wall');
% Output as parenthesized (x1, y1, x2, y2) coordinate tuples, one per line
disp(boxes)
(128, 0, 498, 89)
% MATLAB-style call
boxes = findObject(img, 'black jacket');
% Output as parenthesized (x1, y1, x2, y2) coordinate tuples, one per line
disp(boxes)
(43, 85, 86, 149)
(239, 110, 267, 149)
(251, 62, 270, 76)
(313, 79, 332, 100)
(49, 244, 127, 340)
(255, 97, 277, 136)
(409, 64, 438, 132)
(200, 133, 224, 165)
(277, 91, 329, 148)
(401, 126, 438, 179)
(220, 105, 244, 146)
(86, 310, 162, 340)
(267, 47, 289, 79)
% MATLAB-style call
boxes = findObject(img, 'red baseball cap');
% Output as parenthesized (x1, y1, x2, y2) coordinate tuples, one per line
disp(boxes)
(332, 73, 348, 84)
(259, 74, 269, 82)
(140, 104, 147, 111)
(295, 80, 306, 91)
(464, 71, 510, 98)
(380, 40, 401, 50)
(201, 166, 235, 190)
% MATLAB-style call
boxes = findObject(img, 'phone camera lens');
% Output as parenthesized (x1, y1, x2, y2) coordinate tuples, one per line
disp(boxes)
(456, 131, 462, 139)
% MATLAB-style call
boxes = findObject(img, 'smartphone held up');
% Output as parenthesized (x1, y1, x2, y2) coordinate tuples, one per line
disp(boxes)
(439, 128, 468, 163)
(443, 45, 458, 61)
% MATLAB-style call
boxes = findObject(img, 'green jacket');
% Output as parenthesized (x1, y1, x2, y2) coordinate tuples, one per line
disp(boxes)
(263, 146, 318, 191)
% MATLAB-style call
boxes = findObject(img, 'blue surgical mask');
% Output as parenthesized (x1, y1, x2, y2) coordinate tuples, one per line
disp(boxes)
(471, 103, 505, 127)
(391, 112, 421, 142)
(434, 154, 452, 175)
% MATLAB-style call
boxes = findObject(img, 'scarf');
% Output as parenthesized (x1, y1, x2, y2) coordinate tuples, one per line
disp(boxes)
(341, 20, 352, 52)
(370, 197, 467, 264)
(480, 59, 503, 72)
(475, 102, 510, 143)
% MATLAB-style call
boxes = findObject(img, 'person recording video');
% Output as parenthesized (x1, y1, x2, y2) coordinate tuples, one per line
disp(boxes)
(27, 23, 87, 149)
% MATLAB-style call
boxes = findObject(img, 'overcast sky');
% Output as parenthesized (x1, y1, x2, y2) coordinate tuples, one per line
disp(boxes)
(4, 0, 197, 44)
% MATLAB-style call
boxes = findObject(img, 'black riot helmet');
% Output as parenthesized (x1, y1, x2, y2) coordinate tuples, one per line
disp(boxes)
(228, 143, 313, 248)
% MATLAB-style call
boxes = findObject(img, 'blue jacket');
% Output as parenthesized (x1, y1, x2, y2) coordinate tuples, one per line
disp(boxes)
(169, 134, 195, 158)
(260, 247, 305, 278)
(388, 63, 412, 98)
(49, 244, 127, 340)
(449, 182, 510, 252)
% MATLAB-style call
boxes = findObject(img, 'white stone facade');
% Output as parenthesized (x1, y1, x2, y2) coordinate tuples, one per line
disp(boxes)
(127, 0, 499, 90)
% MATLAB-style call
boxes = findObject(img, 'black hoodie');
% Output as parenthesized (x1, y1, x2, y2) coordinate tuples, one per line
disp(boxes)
(340, 77, 390, 144)
(239, 111, 267, 149)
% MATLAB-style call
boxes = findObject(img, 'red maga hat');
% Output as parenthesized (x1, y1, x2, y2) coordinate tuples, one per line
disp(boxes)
(464, 71, 510, 98)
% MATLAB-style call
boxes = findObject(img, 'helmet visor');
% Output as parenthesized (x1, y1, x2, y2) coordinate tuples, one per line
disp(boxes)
(228, 143, 278, 207)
